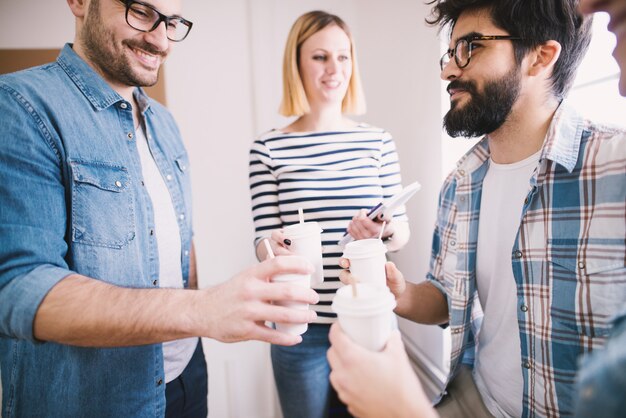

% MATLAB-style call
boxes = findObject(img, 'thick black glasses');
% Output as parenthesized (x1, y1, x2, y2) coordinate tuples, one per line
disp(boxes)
(440, 35, 523, 71)
(120, 0, 193, 42)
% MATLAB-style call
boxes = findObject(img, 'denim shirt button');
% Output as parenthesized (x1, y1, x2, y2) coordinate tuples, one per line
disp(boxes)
(119, 103, 128, 109)
(152, 280, 157, 286)
(179, 214, 185, 220)
(157, 379, 163, 386)
(166, 174, 173, 181)
(127, 132, 134, 140)
(184, 250, 189, 256)
(149, 229, 154, 236)
(521, 304, 529, 312)
(114, 181, 122, 188)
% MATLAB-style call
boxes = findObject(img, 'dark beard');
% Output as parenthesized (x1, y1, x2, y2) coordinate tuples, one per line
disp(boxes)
(443, 67, 521, 138)
(81, 0, 163, 88)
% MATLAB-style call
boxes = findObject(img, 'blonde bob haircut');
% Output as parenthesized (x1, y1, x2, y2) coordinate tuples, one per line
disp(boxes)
(279, 10, 366, 117)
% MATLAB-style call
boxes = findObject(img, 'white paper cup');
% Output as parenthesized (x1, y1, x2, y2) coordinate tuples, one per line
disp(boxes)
(341, 239, 388, 288)
(331, 283, 397, 351)
(271, 272, 312, 335)
(283, 222, 324, 286)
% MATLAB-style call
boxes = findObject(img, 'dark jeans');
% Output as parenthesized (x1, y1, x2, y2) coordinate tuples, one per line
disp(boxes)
(165, 339, 208, 418)
(271, 323, 352, 418)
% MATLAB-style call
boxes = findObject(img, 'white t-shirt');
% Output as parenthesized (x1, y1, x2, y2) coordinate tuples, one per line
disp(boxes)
(136, 124, 197, 383)
(473, 150, 540, 418)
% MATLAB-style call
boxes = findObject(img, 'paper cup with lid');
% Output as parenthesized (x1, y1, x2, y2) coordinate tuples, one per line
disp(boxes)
(283, 222, 324, 285)
(341, 238, 388, 288)
(271, 271, 312, 335)
(331, 283, 397, 351)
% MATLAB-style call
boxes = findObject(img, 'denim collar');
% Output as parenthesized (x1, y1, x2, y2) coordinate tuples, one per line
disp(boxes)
(57, 43, 152, 115)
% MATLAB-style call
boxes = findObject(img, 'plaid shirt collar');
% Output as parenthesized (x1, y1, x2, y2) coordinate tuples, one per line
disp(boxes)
(455, 101, 584, 178)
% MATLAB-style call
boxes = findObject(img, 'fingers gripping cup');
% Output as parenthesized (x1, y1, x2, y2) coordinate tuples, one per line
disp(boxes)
(283, 222, 324, 286)
(272, 272, 312, 335)
(332, 283, 397, 351)
(341, 239, 388, 288)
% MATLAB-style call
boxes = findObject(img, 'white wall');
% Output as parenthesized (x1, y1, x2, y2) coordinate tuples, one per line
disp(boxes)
(0, 1, 446, 416)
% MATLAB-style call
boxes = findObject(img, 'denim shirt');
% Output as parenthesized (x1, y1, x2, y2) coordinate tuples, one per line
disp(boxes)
(574, 310, 626, 418)
(0, 44, 193, 417)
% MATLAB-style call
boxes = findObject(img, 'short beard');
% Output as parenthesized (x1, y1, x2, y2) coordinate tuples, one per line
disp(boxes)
(443, 66, 521, 138)
(81, 0, 163, 87)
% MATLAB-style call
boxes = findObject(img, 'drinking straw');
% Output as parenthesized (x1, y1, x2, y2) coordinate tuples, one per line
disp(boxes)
(263, 239, 275, 259)
(298, 208, 304, 224)
(349, 275, 358, 298)
(378, 221, 387, 240)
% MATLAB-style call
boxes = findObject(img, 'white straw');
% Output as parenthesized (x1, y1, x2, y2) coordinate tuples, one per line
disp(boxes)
(378, 221, 387, 240)
(349, 275, 358, 298)
(298, 208, 304, 224)
(263, 239, 275, 259)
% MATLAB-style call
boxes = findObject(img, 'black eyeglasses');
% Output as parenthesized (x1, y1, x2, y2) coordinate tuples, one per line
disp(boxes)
(119, 0, 193, 42)
(440, 35, 523, 71)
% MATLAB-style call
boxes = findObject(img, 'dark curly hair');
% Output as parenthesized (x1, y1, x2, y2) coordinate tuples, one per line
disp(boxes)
(427, 0, 592, 99)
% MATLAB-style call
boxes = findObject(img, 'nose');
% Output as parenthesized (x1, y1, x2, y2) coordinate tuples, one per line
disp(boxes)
(440, 56, 461, 81)
(144, 20, 170, 52)
(326, 57, 339, 74)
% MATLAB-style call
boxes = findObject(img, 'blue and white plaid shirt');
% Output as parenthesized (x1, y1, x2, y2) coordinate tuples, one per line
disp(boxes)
(427, 102, 626, 417)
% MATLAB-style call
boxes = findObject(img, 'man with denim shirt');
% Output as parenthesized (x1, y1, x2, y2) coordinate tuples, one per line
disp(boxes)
(0, 0, 318, 417)
(328, 1, 626, 417)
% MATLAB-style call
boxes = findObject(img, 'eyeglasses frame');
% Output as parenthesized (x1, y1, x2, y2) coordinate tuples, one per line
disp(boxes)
(120, 0, 193, 42)
(440, 35, 524, 71)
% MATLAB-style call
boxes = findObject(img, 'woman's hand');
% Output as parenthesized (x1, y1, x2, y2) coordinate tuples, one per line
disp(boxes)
(255, 230, 293, 261)
(347, 209, 394, 240)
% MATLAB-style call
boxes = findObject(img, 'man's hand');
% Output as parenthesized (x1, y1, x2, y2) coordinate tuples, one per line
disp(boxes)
(201, 255, 319, 346)
(339, 259, 406, 300)
(327, 323, 437, 418)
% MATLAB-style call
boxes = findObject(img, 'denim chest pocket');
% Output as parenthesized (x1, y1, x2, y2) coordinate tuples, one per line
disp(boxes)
(70, 160, 136, 249)
(548, 241, 626, 338)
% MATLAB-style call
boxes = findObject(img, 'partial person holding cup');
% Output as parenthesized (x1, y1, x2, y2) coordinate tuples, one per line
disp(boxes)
(248, 10, 411, 418)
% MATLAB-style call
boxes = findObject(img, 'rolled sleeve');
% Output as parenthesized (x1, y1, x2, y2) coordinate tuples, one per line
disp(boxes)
(0, 265, 75, 341)
(0, 83, 73, 341)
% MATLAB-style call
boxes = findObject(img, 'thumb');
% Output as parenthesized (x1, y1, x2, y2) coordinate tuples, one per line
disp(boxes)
(385, 262, 405, 289)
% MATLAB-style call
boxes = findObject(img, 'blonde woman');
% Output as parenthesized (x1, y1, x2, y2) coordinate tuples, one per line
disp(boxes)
(249, 10, 410, 418)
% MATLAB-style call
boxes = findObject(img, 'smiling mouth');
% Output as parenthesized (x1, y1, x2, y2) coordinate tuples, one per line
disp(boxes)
(448, 88, 469, 100)
(129, 46, 162, 69)
(322, 80, 341, 89)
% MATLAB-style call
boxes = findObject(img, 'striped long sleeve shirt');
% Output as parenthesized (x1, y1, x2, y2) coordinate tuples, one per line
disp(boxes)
(249, 124, 407, 322)
(428, 102, 626, 417)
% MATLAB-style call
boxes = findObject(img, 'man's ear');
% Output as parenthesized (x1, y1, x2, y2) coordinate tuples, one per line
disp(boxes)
(67, 0, 89, 18)
(527, 40, 562, 77)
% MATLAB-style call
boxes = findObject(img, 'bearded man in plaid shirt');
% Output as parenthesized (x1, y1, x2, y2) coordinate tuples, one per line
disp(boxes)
(329, 0, 625, 417)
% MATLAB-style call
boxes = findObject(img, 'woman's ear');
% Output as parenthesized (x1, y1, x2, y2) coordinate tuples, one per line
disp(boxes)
(527, 40, 562, 77)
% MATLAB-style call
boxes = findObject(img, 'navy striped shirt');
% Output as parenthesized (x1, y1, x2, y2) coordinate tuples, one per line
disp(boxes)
(249, 124, 407, 322)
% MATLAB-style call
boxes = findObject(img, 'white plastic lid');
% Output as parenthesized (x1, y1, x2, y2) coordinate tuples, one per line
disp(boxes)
(331, 283, 396, 317)
(342, 238, 387, 260)
(283, 221, 323, 238)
